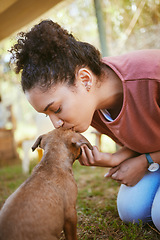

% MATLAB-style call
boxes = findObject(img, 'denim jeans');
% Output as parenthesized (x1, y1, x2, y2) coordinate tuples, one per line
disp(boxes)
(117, 169, 160, 230)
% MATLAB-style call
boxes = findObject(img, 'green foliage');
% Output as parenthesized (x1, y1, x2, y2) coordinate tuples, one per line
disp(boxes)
(103, 0, 160, 36)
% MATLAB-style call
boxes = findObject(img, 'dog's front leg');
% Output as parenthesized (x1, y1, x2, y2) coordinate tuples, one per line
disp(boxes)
(64, 210, 77, 240)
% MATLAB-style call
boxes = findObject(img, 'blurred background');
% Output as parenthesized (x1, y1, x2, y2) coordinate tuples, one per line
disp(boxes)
(0, 0, 160, 172)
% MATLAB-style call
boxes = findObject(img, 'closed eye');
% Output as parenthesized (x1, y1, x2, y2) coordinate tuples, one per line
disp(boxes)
(54, 107, 61, 114)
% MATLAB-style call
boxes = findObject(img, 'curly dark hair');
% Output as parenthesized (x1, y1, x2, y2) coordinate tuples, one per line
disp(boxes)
(10, 20, 103, 92)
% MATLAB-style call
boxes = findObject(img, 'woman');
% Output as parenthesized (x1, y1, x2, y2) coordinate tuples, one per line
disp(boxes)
(10, 20, 160, 230)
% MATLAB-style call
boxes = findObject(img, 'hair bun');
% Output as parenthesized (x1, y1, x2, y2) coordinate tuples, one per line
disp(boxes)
(25, 20, 71, 62)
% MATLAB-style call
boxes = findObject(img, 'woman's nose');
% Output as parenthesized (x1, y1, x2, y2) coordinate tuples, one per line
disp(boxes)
(49, 115, 64, 128)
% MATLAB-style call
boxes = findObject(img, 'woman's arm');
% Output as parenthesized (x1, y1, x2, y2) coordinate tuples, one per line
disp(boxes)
(105, 151, 160, 186)
(79, 145, 160, 186)
(78, 145, 138, 167)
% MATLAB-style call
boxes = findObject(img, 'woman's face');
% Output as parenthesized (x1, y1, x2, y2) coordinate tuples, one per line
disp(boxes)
(26, 77, 97, 133)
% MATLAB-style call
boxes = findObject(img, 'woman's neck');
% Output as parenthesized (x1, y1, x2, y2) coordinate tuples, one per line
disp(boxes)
(96, 66, 123, 119)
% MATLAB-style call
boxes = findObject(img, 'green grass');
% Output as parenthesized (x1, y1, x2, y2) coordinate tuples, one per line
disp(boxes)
(0, 161, 160, 239)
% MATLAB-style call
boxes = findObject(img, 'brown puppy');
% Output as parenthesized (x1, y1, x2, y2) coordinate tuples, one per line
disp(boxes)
(0, 128, 92, 240)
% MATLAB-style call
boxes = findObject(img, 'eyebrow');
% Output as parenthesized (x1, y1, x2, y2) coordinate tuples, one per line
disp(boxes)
(43, 101, 54, 112)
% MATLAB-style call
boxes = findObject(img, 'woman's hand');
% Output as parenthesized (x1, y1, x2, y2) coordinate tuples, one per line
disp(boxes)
(105, 154, 148, 186)
(78, 145, 138, 168)
(78, 145, 117, 167)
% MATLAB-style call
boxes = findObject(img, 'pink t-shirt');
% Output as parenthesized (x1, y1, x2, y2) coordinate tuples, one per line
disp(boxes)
(91, 49, 160, 153)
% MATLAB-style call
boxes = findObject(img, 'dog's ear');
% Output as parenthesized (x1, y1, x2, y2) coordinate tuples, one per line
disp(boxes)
(32, 135, 43, 151)
(71, 135, 93, 150)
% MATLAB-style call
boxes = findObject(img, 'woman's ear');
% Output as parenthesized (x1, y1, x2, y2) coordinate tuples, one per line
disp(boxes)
(76, 68, 93, 92)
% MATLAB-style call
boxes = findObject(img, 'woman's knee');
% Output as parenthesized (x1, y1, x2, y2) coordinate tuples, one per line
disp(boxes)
(117, 171, 160, 224)
(117, 184, 152, 223)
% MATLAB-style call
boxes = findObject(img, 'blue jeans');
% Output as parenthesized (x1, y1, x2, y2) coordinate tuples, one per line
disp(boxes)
(117, 169, 160, 230)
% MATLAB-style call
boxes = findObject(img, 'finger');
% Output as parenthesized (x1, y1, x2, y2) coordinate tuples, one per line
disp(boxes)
(104, 166, 119, 178)
(88, 146, 99, 164)
(92, 146, 100, 160)
(111, 172, 118, 179)
(78, 147, 92, 166)
(78, 148, 87, 165)
(111, 173, 123, 184)
(82, 145, 94, 165)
